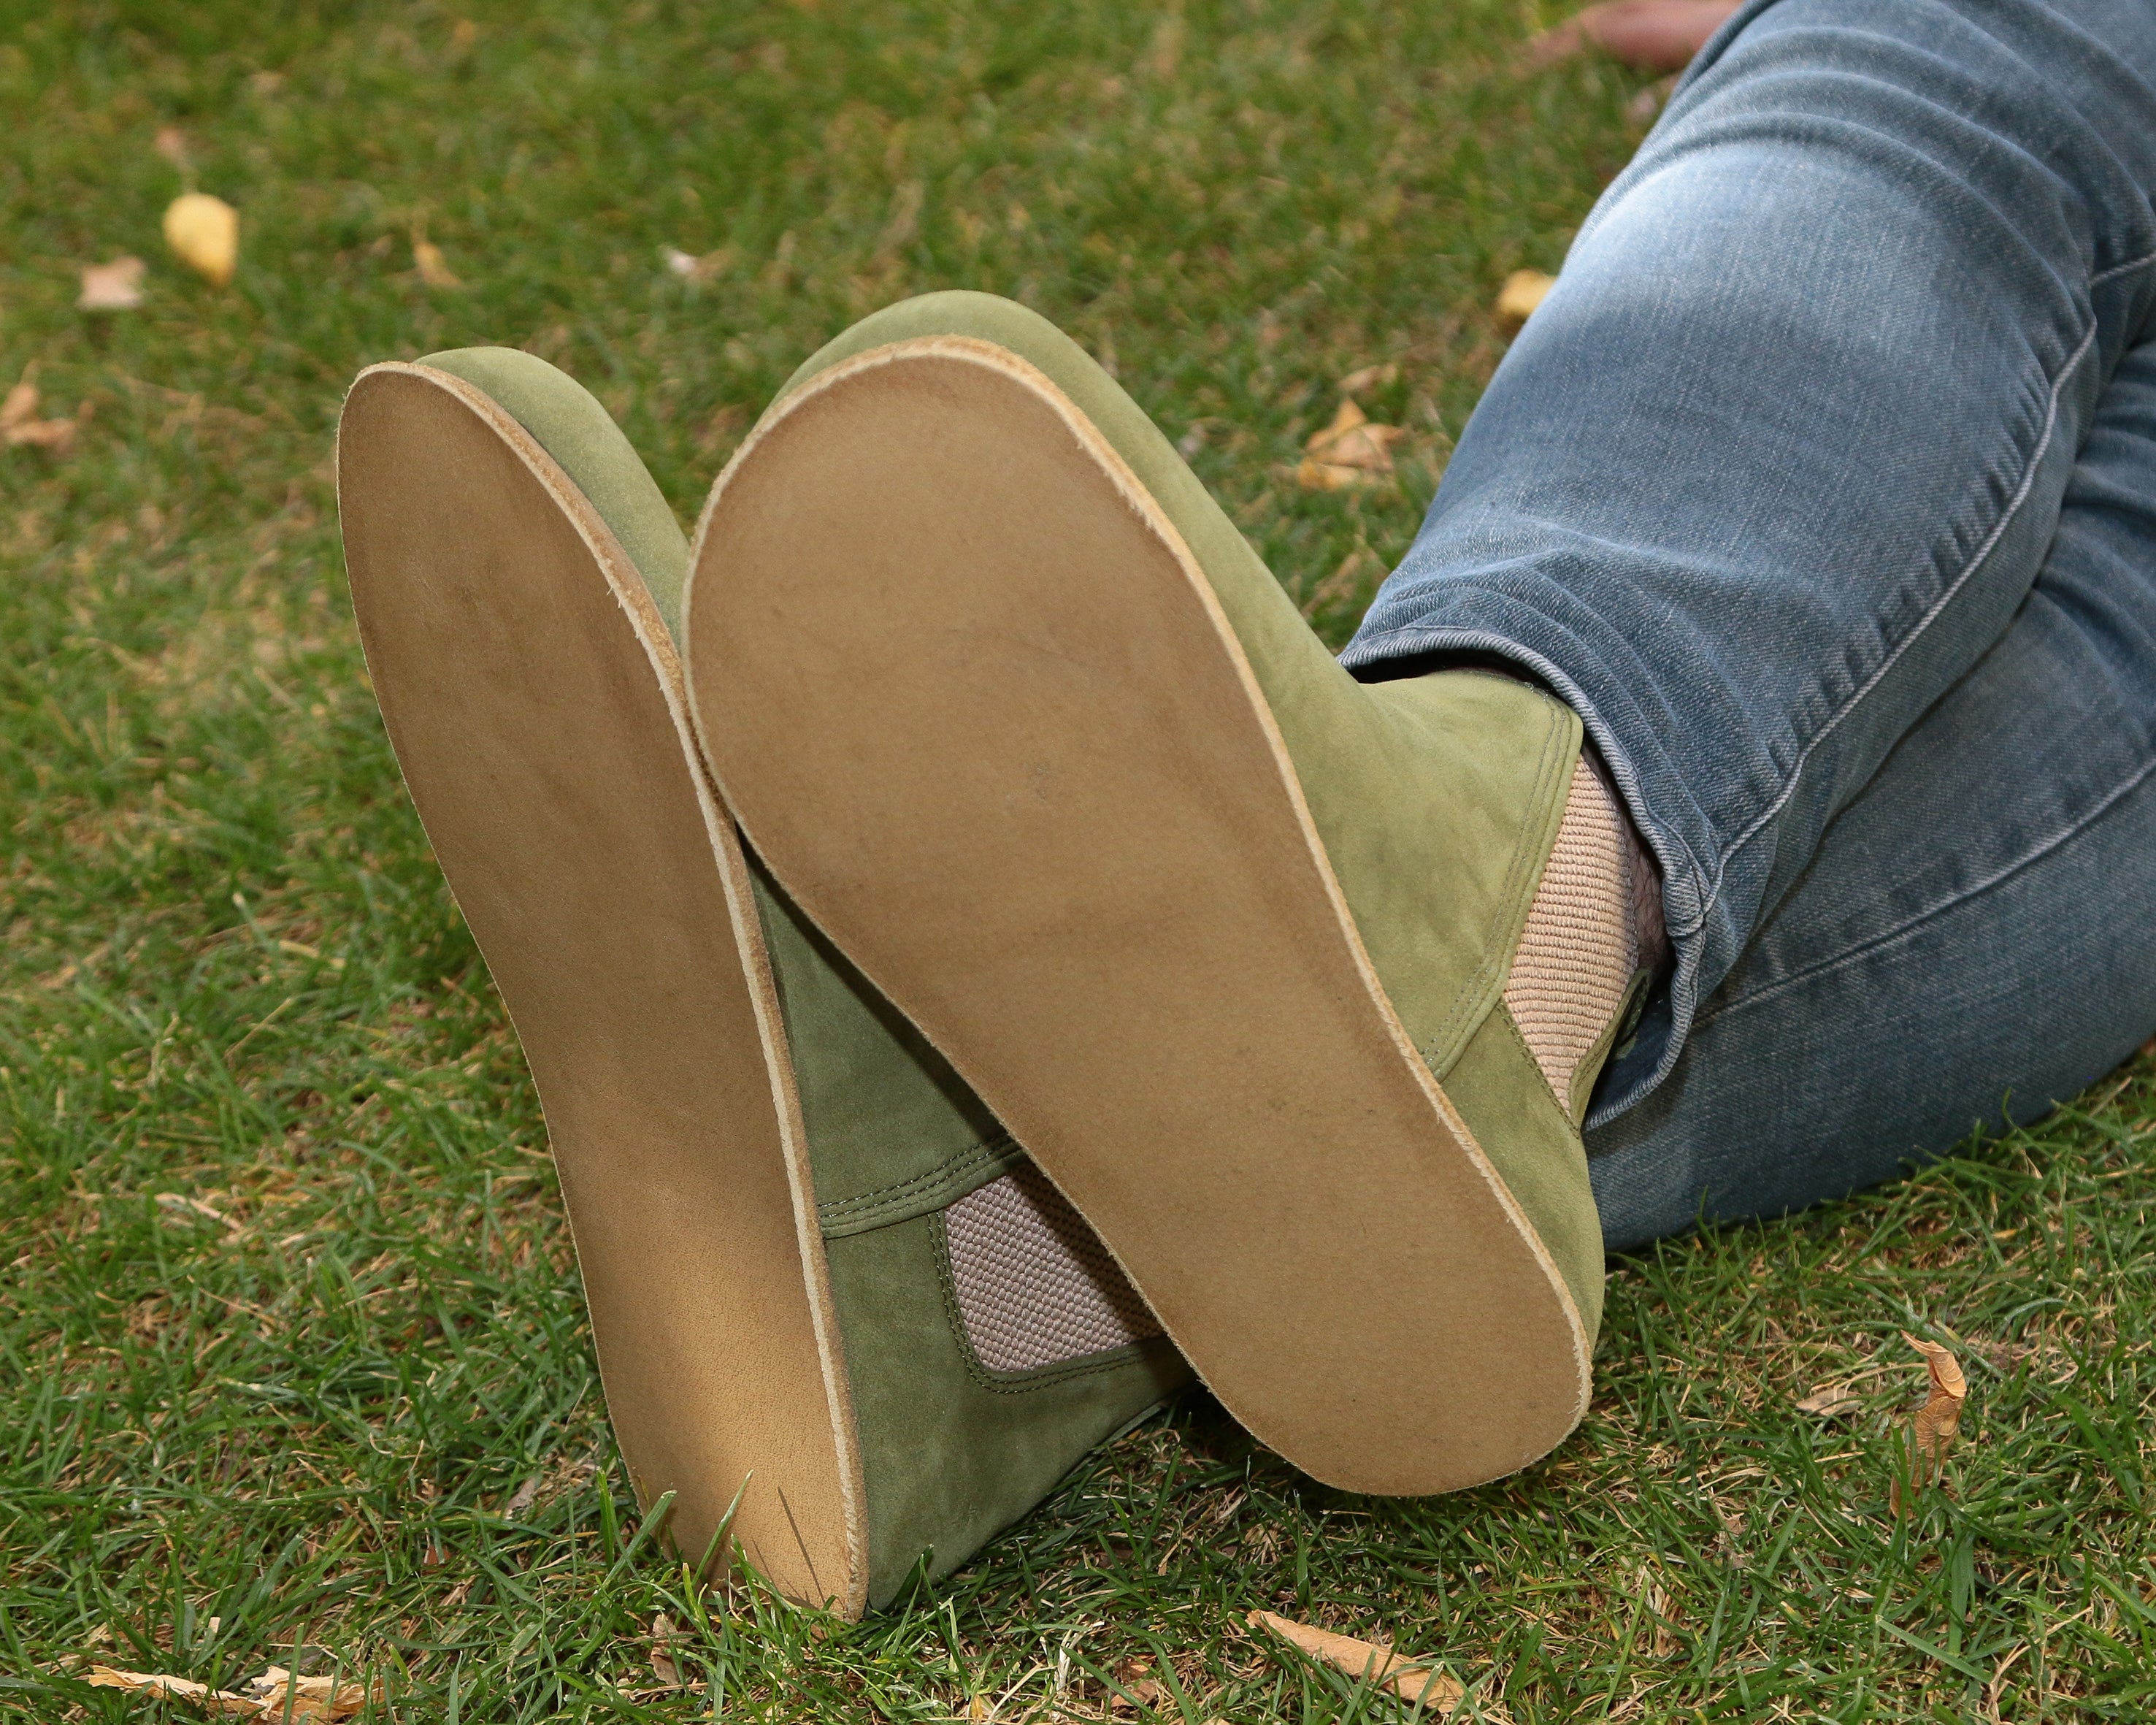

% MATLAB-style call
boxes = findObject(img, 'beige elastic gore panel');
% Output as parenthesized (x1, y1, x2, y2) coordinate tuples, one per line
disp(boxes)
(944, 1163, 1160, 1374)
(1503, 756, 1636, 1106)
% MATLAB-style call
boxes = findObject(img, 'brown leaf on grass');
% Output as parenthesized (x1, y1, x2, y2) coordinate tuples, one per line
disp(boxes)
(1246, 1612, 1507, 1721)
(1909, 1334, 1968, 1463)
(84, 1668, 259, 1716)
(154, 125, 191, 166)
(1338, 360, 1399, 397)
(1795, 1384, 1860, 1417)
(165, 193, 240, 286)
(1, 379, 77, 451)
(661, 244, 733, 284)
(1297, 398, 1408, 491)
(1526, 1, 1742, 72)
(239, 1669, 376, 1721)
(1109, 1658, 1167, 1710)
(413, 239, 462, 288)
(648, 1611, 687, 1687)
(1643, 1572, 1680, 1657)
(1496, 269, 1555, 330)
(1892, 1333, 1968, 1512)
(79, 255, 148, 310)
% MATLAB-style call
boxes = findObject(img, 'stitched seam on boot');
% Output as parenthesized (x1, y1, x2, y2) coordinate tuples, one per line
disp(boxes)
(816, 1135, 1028, 1239)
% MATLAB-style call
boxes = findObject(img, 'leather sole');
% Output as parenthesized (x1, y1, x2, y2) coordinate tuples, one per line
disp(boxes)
(338, 364, 864, 1612)
(688, 337, 1589, 1495)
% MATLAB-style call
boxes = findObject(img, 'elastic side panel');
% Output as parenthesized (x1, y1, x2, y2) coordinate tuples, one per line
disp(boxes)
(1503, 755, 1637, 1108)
(943, 1164, 1160, 1373)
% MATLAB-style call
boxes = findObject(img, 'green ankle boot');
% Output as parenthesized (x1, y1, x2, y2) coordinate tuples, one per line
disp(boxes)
(337, 349, 1186, 1617)
(688, 294, 1643, 1497)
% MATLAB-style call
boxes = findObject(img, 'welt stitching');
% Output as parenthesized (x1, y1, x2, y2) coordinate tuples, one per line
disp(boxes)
(2090, 248, 2156, 287)
(1702, 748, 2156, 1025)
(815, 1135, 1019, 1223)
(1694, 317, 2102, 925)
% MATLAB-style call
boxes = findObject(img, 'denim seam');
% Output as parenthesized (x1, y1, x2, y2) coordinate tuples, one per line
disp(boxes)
(1692, 314, 2107, 928)
(1700, 747, 2156, 1025)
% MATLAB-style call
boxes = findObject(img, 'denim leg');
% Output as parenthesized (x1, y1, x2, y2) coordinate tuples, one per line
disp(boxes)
(1587, 329, 2156, 1249)
(1343, 0, 2156, 1119)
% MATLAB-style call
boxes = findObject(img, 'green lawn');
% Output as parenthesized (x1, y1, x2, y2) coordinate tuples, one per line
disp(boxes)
(4, 3, 2152, 1720)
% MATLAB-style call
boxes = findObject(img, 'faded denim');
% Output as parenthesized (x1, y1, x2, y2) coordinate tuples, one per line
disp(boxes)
(1343, 0, 2156, 1247)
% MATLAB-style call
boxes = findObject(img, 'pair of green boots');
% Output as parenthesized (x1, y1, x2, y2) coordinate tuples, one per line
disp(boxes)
(337, 294, 1641, 1617)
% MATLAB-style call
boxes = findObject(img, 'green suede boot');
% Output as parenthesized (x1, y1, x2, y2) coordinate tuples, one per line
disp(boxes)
(688, 294, 1649, 1496)
(336, 351, 1186, 1617)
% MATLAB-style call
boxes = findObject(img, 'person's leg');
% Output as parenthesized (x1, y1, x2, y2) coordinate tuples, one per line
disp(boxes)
(1588, 328, 2156, 1246)
(1345, 0, 2156, 1119)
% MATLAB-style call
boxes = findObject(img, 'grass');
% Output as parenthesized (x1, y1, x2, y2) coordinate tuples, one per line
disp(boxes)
(2, 1, 2152, 1719)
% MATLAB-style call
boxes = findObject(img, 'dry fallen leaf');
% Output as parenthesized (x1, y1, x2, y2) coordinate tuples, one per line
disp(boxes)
(1248, 1611, 1505, 1721)
(1892, 1333, 1968, 1511)
(1643, 1571, 1679, 1657)
(154, 124, 191, 166)
(164, 192, 239, 286)
(1, 379, 77, 451)
(661, 244, 732, 284)
(85, 1667, 259, 1716)
(1795, 1384, 1860, 1418)
(241, 1667, 377, 1721)
(648, 1610, 687, 1687)
(413, 239, 462, 288)
(1527, 0, 1742, 72)
(1496, 269, 1555, 329)
(1297, 398, 1408, 491)
(79, 256, 147, 311)
(1338, 360, 1399, 397)
(1107, 1657, 1167, 1711)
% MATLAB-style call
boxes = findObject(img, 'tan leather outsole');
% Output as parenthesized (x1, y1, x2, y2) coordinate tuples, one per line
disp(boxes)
(337, 364, 865, 1613)
(687, 340, 1588, 1495)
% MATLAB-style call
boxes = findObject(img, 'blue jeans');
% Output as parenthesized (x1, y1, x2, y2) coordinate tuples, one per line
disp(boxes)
(1345, 0, 2156, 1250)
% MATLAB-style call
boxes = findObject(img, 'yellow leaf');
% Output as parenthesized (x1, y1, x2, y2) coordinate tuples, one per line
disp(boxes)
(413, 239, 462, 288)
(1246, 1612, 1505, 1721)
(85, 1667, 261, 1716)
(661, 244, 732, 284)
(1296, 457, 1375, 492)
(1, 378, 76, 451)
(78, 256, 147, 311)
(1298, 399, 1408, 491)
(1908, 1334, 1967, 1461)
(1496, 269, 1554, 329)
(164, 193, 240, 286)
(1338, 361, 1398, 397)
(241, 1667, 379, 1721)
(1892, 1333, 1968, 1512)
(648, 1610, 686, 1686)
(1795, 1384, 1860, 1417)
